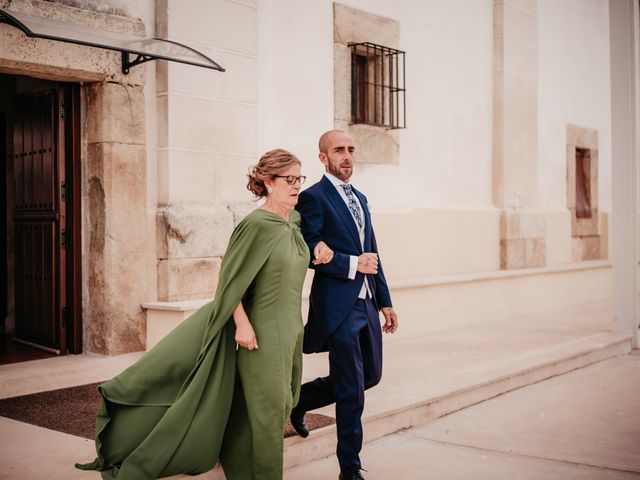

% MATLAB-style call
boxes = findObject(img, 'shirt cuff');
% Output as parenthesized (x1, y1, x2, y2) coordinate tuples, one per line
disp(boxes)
(348, 255, 358, 280)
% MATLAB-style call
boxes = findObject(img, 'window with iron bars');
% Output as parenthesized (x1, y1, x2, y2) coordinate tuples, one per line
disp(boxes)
(350, 42, 406, 129)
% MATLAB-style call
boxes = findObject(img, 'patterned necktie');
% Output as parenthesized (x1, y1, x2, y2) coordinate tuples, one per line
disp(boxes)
(342, 184, 363, 229)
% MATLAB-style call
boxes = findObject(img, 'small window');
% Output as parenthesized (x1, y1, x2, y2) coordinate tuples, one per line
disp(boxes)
(349, 42, 406, 129)
(575, 148, 592, 219)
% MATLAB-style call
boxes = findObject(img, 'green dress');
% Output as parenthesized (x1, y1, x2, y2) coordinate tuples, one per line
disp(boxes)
(76, 208, 310, 480)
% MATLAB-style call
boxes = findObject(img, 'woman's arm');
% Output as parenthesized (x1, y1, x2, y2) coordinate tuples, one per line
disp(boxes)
(233, 302, 258, 350)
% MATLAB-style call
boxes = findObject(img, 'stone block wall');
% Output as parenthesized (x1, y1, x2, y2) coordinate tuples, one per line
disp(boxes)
(84, 83, 148, 354)
(154, 0, 258, 302)
(156, 205, 232, 301)
(500, 210, 546, 269)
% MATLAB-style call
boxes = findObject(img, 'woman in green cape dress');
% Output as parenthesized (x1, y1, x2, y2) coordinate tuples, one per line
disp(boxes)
(76, 149, 333, 479)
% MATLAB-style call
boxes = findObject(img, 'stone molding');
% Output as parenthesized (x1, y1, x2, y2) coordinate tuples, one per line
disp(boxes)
(86, 82, 145, 145)
(0, 0, 146, 84)
(1, 0, 144, 34)
(84, 87, 148, 354)
(155, 202, 256, 302)
(566, 124, 600, 261)
(333, 2, 400, 165)
(156, 204, 234, 260)
(566, 123, 598, 149)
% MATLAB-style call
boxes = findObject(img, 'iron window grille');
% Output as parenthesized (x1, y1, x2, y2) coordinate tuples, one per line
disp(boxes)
(350, 42, 406, 129)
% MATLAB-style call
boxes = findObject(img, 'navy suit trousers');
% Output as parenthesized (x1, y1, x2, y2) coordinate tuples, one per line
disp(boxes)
(294, 298, 382, 475)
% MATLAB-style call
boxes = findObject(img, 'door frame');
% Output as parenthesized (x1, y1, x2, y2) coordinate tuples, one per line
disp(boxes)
(62, 83, 82, 354)
(0, 111, 6, 330)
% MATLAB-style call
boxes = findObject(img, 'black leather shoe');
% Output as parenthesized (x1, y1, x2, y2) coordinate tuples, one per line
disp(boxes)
(290, 410, 309, 438)
(338, 470, 365, 480)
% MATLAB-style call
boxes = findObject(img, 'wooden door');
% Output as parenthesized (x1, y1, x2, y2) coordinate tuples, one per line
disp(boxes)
(13, 89, 66, 352)
(1, 112, 7, 326)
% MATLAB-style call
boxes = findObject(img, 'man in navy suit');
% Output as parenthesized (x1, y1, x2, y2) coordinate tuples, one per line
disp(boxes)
(291, 129, 399, 480)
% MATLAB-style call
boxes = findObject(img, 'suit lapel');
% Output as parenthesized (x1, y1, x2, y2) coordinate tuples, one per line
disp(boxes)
(321, 176, 362, 250)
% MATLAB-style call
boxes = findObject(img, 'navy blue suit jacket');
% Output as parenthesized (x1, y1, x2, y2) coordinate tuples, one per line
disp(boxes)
(295, 175, 393, 354)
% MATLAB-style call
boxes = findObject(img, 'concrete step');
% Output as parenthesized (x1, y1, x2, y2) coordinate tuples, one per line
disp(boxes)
(281, 332, 631, 472)
(180, 332, 631, 479)
(284, 355, 640, 479)
(171, 301, 632, 479)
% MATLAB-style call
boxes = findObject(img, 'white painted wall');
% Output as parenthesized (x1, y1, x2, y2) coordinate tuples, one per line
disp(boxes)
(144, 0, 614, 279)
(538, 0, 612, 212)
(257, 0, 494, 210)
(257, 0, 334, 171)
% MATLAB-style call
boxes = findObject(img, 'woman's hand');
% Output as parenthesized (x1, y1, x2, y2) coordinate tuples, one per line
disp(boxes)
(233, 302, 258, 350)
(313, 241, 334, 265)
(235, 321, 258, 350)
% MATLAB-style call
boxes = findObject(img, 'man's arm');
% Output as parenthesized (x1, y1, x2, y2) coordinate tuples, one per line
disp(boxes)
(296, 191, 352, 279)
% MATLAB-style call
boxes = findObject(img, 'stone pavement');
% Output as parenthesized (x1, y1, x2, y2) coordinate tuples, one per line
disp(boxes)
(285, 354, 640, 480)
(0, 299, 635, 479)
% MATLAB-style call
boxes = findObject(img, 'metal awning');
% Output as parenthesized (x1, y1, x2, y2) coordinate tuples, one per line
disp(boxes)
(0, 9, 225, 74)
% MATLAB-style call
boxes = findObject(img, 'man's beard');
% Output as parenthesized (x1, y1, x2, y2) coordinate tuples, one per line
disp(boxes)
(328, 161, 352, 182)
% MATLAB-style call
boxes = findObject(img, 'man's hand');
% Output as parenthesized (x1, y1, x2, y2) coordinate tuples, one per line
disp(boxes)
(357, 253, 378, 274)
(381, 307, 398, 334)
(312, 241, 334, 265)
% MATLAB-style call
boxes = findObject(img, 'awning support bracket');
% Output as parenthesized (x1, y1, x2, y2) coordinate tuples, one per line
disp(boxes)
(122, 52, 154, 75)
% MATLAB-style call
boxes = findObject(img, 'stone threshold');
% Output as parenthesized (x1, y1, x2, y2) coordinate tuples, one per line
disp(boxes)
(142, 299, 210, 312)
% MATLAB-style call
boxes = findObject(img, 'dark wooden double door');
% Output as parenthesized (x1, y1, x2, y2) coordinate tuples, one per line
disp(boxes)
(10, 82, 81, 354)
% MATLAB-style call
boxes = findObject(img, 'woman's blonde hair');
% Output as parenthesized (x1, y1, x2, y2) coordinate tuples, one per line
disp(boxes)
(247, 148, 301, 198)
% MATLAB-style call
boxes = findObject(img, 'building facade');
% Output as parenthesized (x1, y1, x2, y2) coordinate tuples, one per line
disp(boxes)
(0, 0, 638, 356)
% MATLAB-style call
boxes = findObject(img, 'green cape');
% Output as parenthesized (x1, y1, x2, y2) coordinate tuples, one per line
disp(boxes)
(76, 211, 290, 479)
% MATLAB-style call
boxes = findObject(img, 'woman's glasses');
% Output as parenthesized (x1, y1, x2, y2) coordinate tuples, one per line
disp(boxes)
(274, 175, 307, 185)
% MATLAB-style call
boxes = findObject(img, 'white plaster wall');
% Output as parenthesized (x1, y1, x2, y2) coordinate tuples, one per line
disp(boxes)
(257, 0, 494, 210)
(538, 0, 612, 212)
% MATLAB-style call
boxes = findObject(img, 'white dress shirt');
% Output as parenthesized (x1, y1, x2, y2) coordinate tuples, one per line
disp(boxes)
(324, 173, 371, 299)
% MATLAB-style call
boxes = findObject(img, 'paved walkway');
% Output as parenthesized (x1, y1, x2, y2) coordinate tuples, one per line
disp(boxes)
(0, 300, 635, 479)
(285, 354, 640, 480)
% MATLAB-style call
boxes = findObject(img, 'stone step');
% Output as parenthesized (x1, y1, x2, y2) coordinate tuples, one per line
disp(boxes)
(282, 333, 630, 471)
(173, 328, 631, 479)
